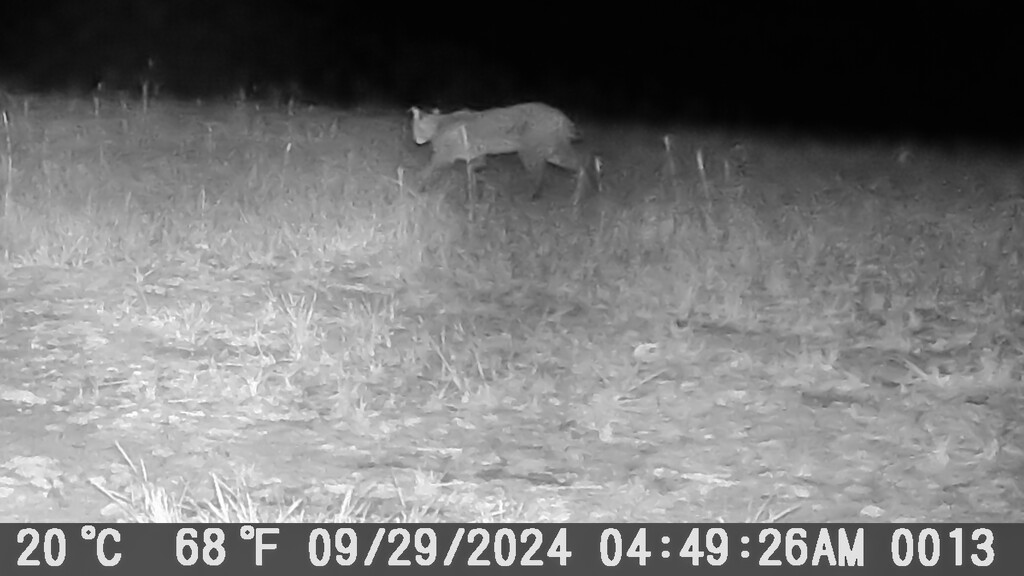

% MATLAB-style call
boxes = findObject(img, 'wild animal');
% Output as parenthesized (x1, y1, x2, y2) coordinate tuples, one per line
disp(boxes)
(410, 102, 587, 200)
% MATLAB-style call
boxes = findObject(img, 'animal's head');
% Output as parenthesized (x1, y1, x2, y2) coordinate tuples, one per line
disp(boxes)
(409, 106, 443, 145)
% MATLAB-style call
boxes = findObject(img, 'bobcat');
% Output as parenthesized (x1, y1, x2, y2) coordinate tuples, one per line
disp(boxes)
(410, 102, 586, 200)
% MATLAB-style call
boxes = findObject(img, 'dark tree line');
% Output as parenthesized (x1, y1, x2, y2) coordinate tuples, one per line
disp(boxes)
(1, 1, 1022, 140)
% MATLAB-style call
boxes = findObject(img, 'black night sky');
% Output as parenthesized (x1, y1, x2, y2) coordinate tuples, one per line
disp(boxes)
(1, 1, 1021, 143)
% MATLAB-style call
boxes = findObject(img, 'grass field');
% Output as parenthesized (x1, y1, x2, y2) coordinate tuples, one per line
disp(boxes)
(0, 93, 1022, 522)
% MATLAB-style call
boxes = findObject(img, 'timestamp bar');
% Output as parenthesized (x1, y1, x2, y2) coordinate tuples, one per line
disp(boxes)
(2, 523, 1018, 574)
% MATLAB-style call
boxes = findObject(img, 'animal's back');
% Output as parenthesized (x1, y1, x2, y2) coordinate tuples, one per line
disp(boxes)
(473, 103, 577, 142)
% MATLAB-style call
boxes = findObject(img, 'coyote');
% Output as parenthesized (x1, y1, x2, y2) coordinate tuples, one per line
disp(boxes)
(410, 102, 586, 200)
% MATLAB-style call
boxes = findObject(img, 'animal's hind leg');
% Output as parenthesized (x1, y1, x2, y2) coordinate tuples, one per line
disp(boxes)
(518, 149, 546, 200)
(547, 142, 583, 172)
(552, 146, 592, 201)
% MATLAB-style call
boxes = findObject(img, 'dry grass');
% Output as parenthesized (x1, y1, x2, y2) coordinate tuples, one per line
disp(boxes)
(0, 91, 1021, 522)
